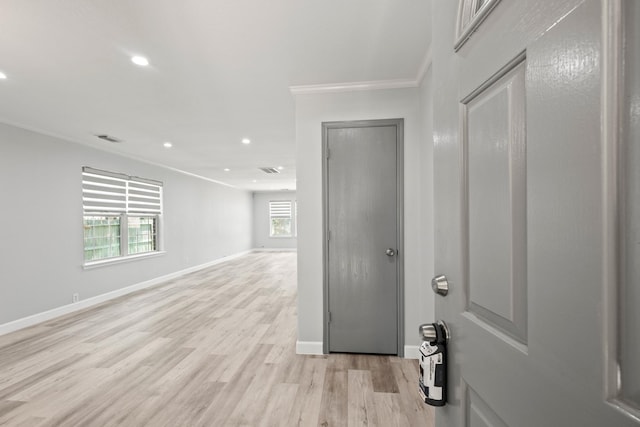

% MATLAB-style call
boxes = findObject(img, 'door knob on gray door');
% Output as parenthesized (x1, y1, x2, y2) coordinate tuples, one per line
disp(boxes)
(385, 248, 396, 257)
(431, 275, 449, 296)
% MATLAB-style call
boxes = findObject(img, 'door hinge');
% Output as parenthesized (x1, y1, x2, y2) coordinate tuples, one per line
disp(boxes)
(327, 311, 332, 323)
(327, 230, 331, 241)
(326, 148, 331, 159)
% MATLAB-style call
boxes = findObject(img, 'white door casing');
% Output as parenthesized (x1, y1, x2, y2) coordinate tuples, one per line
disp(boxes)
(432, 0, 640, 426)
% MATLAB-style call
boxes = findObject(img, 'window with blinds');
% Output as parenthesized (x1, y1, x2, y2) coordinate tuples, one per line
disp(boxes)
(269, 200, 293, 237)
(82, 167, 163, 263)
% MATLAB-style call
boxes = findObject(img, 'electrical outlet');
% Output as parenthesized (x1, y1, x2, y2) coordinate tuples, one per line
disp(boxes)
(72, 293, 79, 303)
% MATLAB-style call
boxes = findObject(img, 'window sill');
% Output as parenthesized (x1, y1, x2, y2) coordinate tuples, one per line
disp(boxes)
(83, 251, 166, 270)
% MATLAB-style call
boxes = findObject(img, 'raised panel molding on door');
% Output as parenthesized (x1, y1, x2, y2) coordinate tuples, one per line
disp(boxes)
(462, 55, 527, 346)
(465, 386, 509, 427)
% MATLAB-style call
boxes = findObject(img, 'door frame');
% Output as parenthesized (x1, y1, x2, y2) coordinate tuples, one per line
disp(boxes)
(321, 118, 405, 356)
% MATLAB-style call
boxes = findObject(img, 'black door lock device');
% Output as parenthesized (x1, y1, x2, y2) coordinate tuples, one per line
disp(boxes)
(418, 321, 449, 407)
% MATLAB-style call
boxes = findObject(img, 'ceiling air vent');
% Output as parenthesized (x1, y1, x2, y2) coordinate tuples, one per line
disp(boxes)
(96, 134, 122, 143)
(259, 167, 281, 174)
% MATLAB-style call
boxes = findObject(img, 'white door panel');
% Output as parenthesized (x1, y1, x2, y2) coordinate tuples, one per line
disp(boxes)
(465, 58, 527, 345)
(432, 0, 640, 425)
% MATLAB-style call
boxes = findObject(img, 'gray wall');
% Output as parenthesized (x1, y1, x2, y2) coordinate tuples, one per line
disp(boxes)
(252, 191, 297, 249)
(294, 84, 435, 355)
(0, 123, 253, 325)
(418, 67, 436, 347)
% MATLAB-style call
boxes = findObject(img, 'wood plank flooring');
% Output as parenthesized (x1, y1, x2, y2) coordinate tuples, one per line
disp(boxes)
(0, 252, 434, 426)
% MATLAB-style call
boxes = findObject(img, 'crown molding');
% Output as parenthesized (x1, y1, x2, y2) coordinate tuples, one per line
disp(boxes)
(289, 78, 418, 95)
(289, 45, 433, 96)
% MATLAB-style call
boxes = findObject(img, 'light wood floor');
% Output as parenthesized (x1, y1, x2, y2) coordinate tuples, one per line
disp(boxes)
(0, 252, 434, 426)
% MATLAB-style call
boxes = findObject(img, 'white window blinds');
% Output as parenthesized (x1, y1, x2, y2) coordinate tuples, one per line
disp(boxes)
(269, 201, 292, 218)
(82, 167, 163, 215)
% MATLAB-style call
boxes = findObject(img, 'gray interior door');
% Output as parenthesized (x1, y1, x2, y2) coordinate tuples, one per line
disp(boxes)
(324, 119, 403, 355)
(432, 0, 640, 426)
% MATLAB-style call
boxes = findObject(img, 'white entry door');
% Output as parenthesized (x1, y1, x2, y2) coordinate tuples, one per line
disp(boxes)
(432, 0, 640, 426)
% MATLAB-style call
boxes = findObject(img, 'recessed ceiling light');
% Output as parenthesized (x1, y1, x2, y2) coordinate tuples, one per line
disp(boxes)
(0, 72, 7, 80)
(224, 168, 230, 172)
(252, 180, 257, 183)
(241, 138, 251, 144)
(277, 166, 284, 170)
(163, 142, 173, 148)
(131, 56, 149, 66)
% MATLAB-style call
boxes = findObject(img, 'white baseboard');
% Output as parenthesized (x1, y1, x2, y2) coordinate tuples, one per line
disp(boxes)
(295, 342, 419, 358)
(0, 250, 253, 337)
(253, 248, 297, 252)
(296, 341, 324, 355)
(404, 345, 420, 359)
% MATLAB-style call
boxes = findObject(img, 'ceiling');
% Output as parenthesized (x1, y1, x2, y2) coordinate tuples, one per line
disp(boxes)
(0, 0, 431, 191)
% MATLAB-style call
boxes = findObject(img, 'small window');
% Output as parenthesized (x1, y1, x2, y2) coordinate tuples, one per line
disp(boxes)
(82, 167, 163, 264)
(269, 200, 292, 237)
(455, 0, 501, 51)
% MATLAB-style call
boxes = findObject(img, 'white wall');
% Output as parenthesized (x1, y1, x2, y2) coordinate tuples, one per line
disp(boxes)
(294, 85, 435, 356)
(252, 191, 297, 249)
(0, 123, 253, 326)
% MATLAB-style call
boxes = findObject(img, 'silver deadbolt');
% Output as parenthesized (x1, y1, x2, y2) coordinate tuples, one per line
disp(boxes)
(431, 275, 449, 296)
(385, 248, 396, 257)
